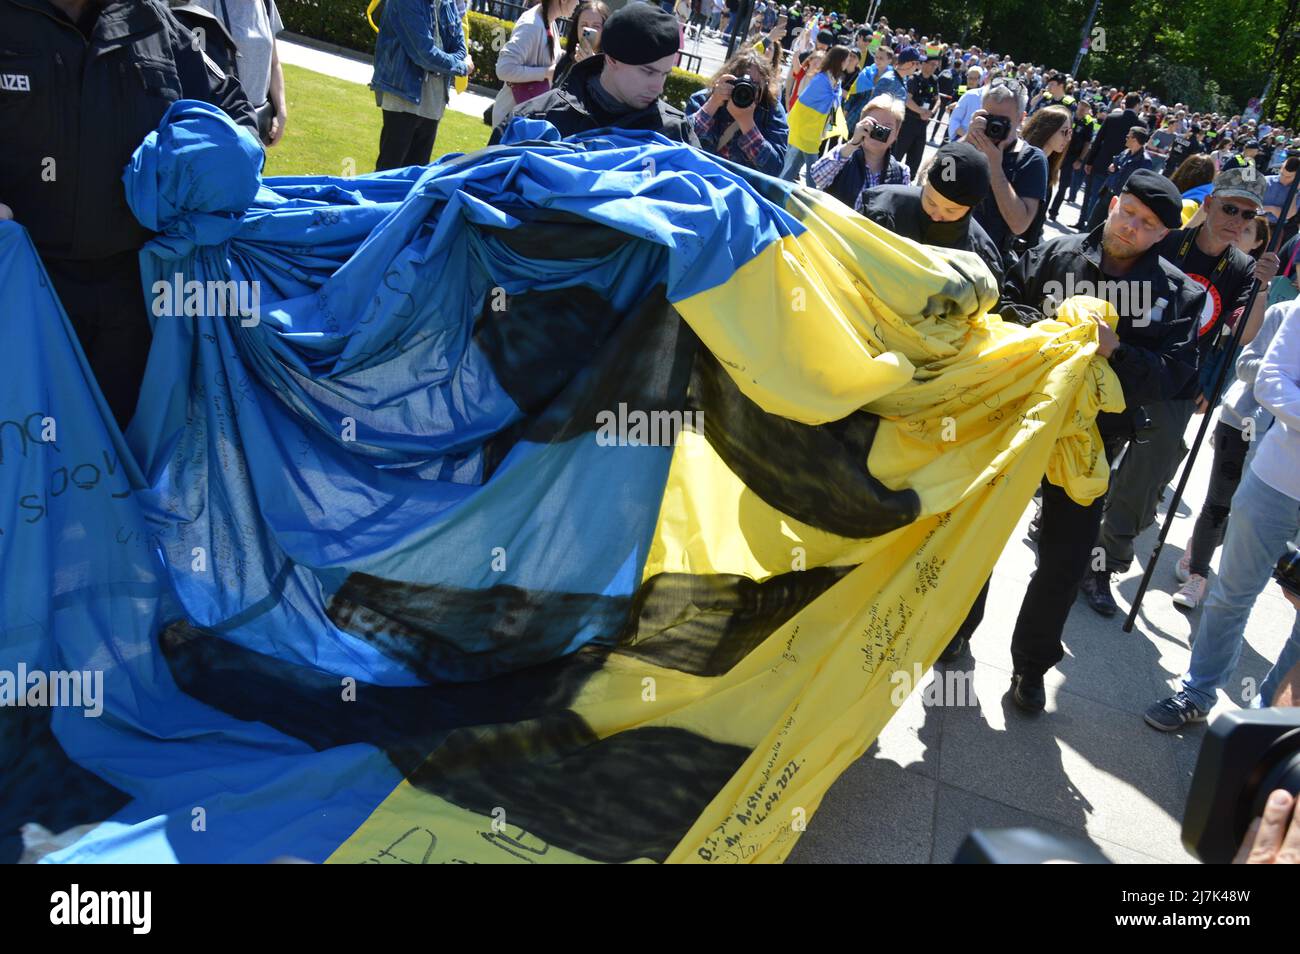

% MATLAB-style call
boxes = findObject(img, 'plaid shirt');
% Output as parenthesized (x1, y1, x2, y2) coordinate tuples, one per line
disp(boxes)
(690, 109, 769, 166)
(809, 149, 911, 211)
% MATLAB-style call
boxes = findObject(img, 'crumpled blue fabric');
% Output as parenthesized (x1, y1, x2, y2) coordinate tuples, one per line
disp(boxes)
(4, 100, 808, 862)
(123, 100, 264, 259)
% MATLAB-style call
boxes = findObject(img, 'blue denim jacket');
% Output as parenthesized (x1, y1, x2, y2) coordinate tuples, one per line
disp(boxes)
(370, 0, 469, 105)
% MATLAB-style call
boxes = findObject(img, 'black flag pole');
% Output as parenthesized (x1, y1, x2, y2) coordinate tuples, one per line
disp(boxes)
(1122, 157, 1300, 633)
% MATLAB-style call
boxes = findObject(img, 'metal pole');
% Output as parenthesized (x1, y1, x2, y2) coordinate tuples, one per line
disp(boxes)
(725, 0, 754, 61)
(1071, 0, 1102, 76)
(1122, 162, 1300, 632)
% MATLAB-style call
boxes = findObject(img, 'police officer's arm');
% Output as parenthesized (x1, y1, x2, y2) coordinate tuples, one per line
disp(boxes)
(172, 25, 257, 131)
(1083, 114, 1109, 169)
(1107, 287, 1202, 406)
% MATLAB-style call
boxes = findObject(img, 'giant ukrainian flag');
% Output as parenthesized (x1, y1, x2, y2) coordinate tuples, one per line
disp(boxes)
(0, 103, 1120, 864)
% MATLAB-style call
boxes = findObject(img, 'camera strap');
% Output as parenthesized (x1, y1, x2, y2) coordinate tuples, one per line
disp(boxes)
(716, 119, 744, 152)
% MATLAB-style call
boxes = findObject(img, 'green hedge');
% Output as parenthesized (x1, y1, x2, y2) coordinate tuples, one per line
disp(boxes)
(278, 0, 378, 54)
(278, 0, 707, 105)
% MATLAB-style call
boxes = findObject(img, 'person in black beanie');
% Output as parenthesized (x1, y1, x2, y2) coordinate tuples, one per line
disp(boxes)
(858, 141, 1004, 287)
(979, 170, 1207, 713)
(489, 3, 699, 145)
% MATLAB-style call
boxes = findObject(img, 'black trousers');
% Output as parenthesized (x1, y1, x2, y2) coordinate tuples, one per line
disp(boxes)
(892, 119, 928, 180)
(1010, 474, 1111, 678)
(43, 252, 152, 430)
(376, 109, 440, 171)
(1049, 162, 1080, 216)
(1187, 419, 1253, 576)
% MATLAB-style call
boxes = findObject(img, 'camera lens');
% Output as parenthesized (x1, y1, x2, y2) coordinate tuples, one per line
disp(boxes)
(730, 80, 756, 109)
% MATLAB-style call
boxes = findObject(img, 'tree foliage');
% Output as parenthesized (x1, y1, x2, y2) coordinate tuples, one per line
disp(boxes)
(844, 0, 1300, 120)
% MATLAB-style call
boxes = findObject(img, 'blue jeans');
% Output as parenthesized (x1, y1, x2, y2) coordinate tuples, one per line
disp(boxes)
(1079, 167, 1109, 226)
(708, 10, 721, 30)
(1181, 467, 1300, 710)
(781, 147, 818, 183)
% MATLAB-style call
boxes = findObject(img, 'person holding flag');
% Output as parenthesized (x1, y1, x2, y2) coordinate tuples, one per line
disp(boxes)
(781, 44, 853, 182)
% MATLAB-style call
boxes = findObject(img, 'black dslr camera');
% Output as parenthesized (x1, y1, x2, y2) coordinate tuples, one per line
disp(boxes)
(867, 120, 891, 142)
(955, 708, 1300, 863)
(1183, 708, 1300, 863)
(729, 79, 758, 110)
(984, 115, 1011, 144)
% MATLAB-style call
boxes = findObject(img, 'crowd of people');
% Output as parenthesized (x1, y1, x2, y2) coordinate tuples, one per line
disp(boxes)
(3, 0, 1300, 842)
(474, 1, 1300, 728)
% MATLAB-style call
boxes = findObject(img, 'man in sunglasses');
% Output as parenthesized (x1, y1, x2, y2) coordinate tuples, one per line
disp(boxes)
(1081, 167, 1280, 617)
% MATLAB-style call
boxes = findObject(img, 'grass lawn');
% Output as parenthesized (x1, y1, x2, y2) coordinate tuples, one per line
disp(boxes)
(262, 63, 493, 179)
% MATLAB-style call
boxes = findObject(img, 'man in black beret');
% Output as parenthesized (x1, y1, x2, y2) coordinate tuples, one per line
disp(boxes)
(489, 4, 699, 146)
(980, 169, 1207, 713)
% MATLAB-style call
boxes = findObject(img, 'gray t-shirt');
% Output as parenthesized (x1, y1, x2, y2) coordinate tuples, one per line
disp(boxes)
(196, 0, 284, 105)
(378, 72, 448, 121)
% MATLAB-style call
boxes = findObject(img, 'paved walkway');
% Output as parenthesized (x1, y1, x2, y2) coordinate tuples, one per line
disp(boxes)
(276, 34, 1290, 864)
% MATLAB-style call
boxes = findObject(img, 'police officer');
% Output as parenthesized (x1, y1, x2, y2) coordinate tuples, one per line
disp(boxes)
(994, 170, 1207, 713)
(1048, 98, 1098, 221)
(891, 51, 939, 180)
(1029, 71, 1075, 117)
(0, 0, 256, 428)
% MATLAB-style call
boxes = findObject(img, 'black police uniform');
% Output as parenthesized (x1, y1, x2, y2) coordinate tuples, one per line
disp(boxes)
(994, 225, 1204, 681)
(892, 68, 938, 179)
(0, 0, 256, 427)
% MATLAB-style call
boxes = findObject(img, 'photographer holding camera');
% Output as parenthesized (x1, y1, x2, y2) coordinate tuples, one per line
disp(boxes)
(808, 95, 909, 211)
(552, 1, 608, 89)
(962, 78, 1049, 265)
(685, 49, 790, 177)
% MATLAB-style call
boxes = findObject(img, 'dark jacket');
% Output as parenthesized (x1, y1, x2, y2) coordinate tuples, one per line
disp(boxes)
(1064, 113, 1098, 162)
(0, 0, 256, 261)
(1103, 147, 1153, 193)
(488, 54, 700, 147)
(997, 225, 1205, 438)
(859, 184, 1005, 291)
(1085, 106, 1142, 170)
(823, 150, 910, 214)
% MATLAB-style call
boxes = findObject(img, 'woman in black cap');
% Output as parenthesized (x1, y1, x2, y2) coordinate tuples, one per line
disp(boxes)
(858, 141, 1005, 288)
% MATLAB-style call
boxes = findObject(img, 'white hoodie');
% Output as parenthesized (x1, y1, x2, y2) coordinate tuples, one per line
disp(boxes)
(1251, 299, 1300, 499)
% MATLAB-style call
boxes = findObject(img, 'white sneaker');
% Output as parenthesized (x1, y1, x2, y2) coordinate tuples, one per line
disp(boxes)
(1175, 551, 1191, 584)
(1172, 573, 1208, 610)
